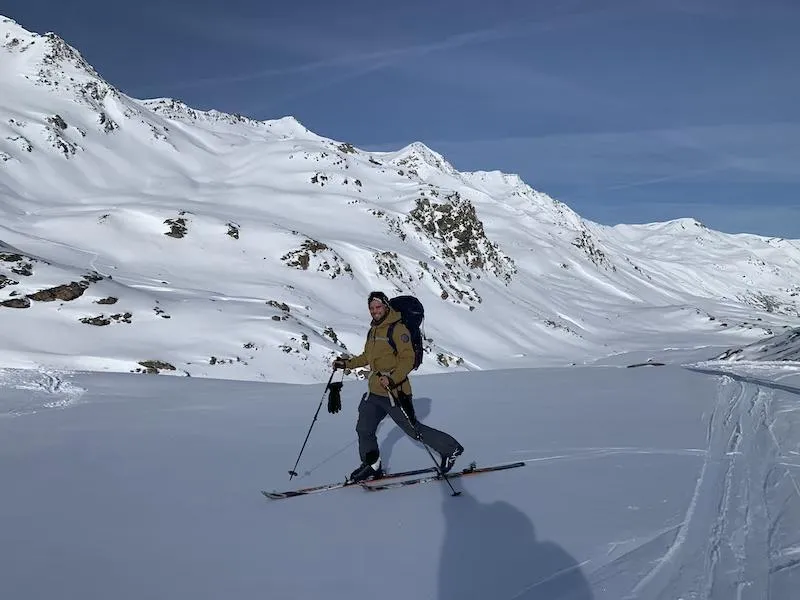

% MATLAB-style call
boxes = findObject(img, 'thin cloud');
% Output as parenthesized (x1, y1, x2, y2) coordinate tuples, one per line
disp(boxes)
(604, 166, 734, 191)
(142, 0, 628, 96)
(237, 57, 399, 115)
(658, 0, 800, 18)
(142, 21, 538, 95)
(389, 51, 623, 114)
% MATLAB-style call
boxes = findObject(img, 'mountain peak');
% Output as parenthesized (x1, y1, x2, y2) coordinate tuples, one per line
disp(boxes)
(653, 217, 708, 233)
(382, 141, 459, 178)
(461, 169, 526, 190)
(1, 15, 28, 38)
(1, 15, 100, 81)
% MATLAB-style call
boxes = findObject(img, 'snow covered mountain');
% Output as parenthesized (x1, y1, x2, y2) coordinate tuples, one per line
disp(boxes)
(1, 15, 799, 383)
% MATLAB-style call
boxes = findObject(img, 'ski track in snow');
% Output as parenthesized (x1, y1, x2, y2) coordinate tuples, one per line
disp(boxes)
(512, 447, 707, 463)
(595, 371, 800, 599)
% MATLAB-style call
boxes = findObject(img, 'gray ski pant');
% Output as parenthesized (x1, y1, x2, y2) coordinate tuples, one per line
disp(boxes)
(357, 392, 460, 463)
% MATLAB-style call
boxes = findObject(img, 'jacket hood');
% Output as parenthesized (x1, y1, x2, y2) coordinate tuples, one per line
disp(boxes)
(372, 307, 402, 327)
(385, 307, 402, 324)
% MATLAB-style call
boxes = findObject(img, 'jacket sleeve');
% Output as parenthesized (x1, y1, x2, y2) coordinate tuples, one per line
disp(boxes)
(389, 323, 415, 385)
(345, 329, 371, 370)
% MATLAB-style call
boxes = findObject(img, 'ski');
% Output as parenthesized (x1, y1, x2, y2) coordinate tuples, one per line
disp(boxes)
(262, 465, 438, 500)
(360, 461, 526, 492)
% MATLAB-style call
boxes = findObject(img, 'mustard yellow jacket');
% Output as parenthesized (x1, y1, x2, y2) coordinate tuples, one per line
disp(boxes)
(345, 308, 415, 397)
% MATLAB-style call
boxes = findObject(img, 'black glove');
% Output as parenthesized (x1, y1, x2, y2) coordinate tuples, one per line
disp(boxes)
(327, 381, 343, 414)
(396, 390, 416, 424)
(332, 357, 347, 370)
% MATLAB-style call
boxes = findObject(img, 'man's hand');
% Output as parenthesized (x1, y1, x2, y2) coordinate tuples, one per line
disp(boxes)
(333, 357, 347, 370)
(378, 375, 394, 389)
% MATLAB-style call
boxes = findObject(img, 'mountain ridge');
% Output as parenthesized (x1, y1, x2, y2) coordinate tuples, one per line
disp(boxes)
(1, 14, 798, 383)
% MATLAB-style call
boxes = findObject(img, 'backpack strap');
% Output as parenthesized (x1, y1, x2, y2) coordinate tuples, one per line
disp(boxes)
(384, 321, 410, 388)
(386, 322, 398, 355)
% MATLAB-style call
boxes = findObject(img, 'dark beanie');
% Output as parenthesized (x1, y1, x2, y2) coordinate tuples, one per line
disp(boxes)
(367, 291, 390, 306)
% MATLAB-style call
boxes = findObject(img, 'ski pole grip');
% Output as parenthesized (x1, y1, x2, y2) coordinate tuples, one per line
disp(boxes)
(379, 372, 396, 406)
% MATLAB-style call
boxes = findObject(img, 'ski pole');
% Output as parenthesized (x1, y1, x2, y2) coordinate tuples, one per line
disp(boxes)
(288, 367, 338, 480)
(385, 385, 461, 497)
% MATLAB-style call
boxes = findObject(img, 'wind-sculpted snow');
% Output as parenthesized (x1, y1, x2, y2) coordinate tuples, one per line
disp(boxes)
(0, 367, 86, 415)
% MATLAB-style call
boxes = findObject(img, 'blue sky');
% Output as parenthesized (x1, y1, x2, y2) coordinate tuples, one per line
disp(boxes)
(4, 0, 800, 238)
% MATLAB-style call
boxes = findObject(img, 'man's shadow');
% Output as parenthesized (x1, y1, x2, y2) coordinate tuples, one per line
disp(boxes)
(379, 396, 433, 466)
(439, 484, 594, 600)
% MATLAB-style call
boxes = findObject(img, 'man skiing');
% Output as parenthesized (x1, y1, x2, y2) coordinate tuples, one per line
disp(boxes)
(333, 291, 463, 483)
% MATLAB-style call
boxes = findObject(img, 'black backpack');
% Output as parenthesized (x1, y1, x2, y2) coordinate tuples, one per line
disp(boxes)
(386, 295, 425, 371)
